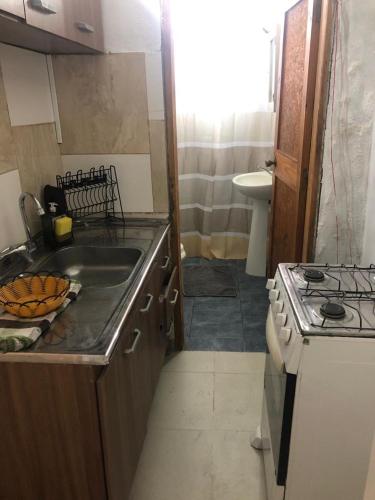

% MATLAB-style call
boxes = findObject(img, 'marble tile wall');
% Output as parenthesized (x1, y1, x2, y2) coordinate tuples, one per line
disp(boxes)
(0, 1, 170, 251)
(0, 65, 17, 175)
(62, 154, 154, 213)
(53, 54, 150, 155)
(0, 47, 63, 248)
(53, 51, 170, 214)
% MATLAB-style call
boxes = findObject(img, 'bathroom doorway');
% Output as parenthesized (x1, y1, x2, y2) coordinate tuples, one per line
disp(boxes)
(171, 0, 279, 351)
(162, 0, 333, 352)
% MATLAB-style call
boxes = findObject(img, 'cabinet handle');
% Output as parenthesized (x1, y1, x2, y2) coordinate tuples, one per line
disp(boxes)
(140, 293, 153, 314)
(75, 21, 95, 33)
(124, 329, 142, 355)
(166, 322, 174, 339)
(161, 256, 170, 270)
(30, 0, 57, 14)
(170, 289, 179, 305)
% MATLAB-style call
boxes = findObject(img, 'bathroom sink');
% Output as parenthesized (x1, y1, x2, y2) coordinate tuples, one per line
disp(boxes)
(232, 171, 273, 277)
(232, 171, 273, 201)
(35, 246, 144, 287)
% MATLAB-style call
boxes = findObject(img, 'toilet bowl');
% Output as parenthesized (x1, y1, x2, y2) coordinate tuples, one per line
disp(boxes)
(180, 243, 186, 261)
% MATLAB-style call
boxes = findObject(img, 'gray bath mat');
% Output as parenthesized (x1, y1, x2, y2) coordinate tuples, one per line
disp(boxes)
(183, 265, 237, 297)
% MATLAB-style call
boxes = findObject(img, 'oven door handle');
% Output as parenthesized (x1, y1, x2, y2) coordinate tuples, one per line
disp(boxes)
(266, 308, 285, 374)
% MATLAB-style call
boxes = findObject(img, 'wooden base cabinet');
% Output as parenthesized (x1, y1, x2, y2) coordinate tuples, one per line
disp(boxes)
(0, 229, 177, 500)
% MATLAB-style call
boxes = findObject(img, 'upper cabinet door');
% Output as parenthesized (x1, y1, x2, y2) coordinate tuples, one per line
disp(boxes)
(24, 0, 68, 39)
(24, 0, 104, 51)
(0, 0, 25, 18)
(68, 0, 104, 52)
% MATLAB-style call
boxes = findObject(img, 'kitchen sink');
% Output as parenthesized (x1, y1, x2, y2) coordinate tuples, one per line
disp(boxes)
(35, 246, 144, 287)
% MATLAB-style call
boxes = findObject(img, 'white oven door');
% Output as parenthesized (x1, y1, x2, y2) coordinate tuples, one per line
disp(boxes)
(262, 308, 296, 500)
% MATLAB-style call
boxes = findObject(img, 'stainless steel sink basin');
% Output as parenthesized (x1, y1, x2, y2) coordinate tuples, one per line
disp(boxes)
(35, 246, 144, 287)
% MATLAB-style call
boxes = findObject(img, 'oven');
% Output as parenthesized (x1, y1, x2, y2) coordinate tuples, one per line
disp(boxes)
(262, 308, 297, 499)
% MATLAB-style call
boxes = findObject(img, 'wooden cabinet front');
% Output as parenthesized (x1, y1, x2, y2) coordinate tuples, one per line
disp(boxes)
(67, 0, 104, 51)
(97, 305, 151, 500)
(0, 228, 175, 500)
(23, 0, 104, 51)
(0, 0, 24, 17)
(24, 0, 67, 39)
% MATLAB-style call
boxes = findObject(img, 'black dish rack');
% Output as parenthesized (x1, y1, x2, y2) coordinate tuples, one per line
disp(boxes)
(56, 165, 125, 223)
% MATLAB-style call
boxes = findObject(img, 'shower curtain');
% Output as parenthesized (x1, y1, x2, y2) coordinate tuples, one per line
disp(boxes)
(178, 112, 274, 258)
(173, 0, 277, 259)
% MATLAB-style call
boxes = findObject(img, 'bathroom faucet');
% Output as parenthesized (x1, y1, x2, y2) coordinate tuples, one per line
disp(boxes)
(19, 192, 45, 253)
(258, 160, 276, 175)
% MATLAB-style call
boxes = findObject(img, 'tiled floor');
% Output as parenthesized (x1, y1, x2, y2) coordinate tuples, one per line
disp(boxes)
(183, 259, 268, 352)
(130, 351, 266, 500)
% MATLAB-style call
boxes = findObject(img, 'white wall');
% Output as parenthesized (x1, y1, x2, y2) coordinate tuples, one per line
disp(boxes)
(315, 0, 375, 264)
(101, 0, 161, 53)
(362, 111, 375, 265)
(0, 170, 26, 250)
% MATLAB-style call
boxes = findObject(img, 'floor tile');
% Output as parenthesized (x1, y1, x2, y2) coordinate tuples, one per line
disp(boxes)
(131, 352, 267, 500)
(182, 258, 269, 353)
(130, 429, 213, 500)
(183, 297, 194, 337)
(185, 337, 244, 352)
(243, 334, 267, 352)
(242, 306, 268, 352)
(239, 279, 268, 305)
(163, 351, 214, 373)
(213, 372, 263, 431)
(214, 352, 265, 374)
(148, 371, 214, 430)
(190, 297, 243, 339)
(212, 430, 267, 500)
(183, 257, 207, 266)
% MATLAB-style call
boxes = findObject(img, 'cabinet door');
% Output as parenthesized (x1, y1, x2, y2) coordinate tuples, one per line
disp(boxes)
(24, 0, 68, 39)
(97, 307, 152, 500)
(68, 0, 104, 51)
(0, 0, 25, 18)
(140, 261, 167, 390)
(163, 266, 179, 333)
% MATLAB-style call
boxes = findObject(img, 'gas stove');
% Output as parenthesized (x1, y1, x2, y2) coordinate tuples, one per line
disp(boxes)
(278, 263, 375, 337)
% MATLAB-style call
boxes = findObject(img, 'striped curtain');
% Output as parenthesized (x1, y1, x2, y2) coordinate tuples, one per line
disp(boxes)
(178, 112, 275, 259)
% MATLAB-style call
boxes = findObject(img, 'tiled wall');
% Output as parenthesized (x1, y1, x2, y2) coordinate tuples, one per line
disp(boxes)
(0, 0, 170, 252)
(52, 0, 169, 214)
(0, 44, 63, 248)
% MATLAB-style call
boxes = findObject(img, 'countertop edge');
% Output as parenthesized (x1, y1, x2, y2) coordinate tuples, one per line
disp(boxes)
(0, 223, 171, 366)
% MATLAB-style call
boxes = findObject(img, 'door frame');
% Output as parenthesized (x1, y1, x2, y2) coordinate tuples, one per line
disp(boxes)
(161, 0, 184, 350)
(302, 0, 335, 261)
(160, 0, 333, 283)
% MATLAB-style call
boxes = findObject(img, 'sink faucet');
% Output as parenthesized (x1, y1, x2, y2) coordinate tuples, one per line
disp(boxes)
(19, 192, 45, 253)
(0, 243, 33, 264)
(258, 160, 276, 175)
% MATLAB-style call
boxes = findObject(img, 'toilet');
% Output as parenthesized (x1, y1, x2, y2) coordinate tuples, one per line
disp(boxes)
(180, 243, 186, 261)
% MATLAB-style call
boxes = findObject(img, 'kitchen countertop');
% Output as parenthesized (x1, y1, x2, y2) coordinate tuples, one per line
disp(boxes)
(0, 219, 170, 365)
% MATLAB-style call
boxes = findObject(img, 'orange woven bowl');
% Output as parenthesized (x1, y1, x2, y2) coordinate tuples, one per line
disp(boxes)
(0, 273, 70, 318)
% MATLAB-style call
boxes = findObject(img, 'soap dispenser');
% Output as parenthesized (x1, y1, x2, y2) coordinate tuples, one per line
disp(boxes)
(41, 202, 58, 249)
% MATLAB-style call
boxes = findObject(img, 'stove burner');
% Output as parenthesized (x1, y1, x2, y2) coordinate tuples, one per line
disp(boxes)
(303, 268, 325, 283)
(320, 302, 346, 320)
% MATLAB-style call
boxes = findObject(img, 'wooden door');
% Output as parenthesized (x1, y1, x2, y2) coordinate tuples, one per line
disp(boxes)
(268, 0, 322, 275)
(0, 0, 25, 18)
